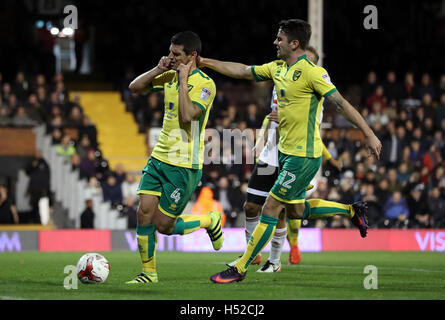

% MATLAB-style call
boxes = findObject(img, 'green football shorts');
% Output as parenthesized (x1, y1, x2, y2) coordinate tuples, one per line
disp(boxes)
(137, 157, 202, 218)
(269, 152, 321, 204)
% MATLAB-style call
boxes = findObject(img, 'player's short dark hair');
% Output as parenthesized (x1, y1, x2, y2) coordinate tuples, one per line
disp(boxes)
(278, 19, 311, 50)
(171, 31, 202, 56)
(306, 45, 319, 64)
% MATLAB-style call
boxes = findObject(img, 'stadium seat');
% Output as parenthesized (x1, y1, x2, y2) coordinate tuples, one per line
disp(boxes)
(71, 92, 148, 173)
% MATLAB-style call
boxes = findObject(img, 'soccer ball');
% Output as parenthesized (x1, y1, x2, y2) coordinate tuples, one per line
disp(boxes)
(76, 253, 110, 284)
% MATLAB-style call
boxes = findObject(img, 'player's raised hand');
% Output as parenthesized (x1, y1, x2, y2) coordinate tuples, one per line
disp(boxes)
(365, 133, 382, 160)
(157, 56, 173, 72)
(178, 59, 194, 80)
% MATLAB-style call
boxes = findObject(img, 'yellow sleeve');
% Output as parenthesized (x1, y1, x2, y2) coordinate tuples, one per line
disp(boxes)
(308, 66, 337, 98)
(322, 143, 332, 160)
(149, 71, 176, 92)
(188, 78, 216, 113)
(250, 61, 275, 82)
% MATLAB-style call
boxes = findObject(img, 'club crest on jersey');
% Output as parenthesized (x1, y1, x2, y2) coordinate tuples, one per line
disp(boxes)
(293, 70, 302, 81)
(200, 88, 211, 101)
(322, 73, 332, 85)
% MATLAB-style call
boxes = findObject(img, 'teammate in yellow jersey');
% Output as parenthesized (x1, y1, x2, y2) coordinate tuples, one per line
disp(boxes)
(200, 19, 382, 283)
(227, 46, 343, 272)
(125, 31, 223, 284)
(285, 46, 343, 267)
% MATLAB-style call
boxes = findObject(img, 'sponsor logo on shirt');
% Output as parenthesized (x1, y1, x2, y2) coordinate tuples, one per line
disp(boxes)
(200, 88, 211, 101)
(322, 73, 332, 85)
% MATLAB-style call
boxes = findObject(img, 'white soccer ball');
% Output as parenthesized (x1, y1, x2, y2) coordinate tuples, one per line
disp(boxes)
(76, 253, 110, 284)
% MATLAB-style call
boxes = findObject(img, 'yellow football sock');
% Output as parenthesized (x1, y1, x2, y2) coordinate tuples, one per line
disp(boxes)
(136, 225, 157, 273)
(303, 199, 353, 219)
(286, 218, 301, 246)
(235, 214, 278, 273)
(172, 214, 212, 235)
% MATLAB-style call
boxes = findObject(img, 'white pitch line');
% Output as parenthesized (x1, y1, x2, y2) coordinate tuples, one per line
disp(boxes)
(212, 262, 445, 274)
(288, 264, 445, 273)
(0, 296, 28, 300)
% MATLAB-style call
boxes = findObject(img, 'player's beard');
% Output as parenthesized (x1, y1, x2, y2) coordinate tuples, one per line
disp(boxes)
(276, 46, 286, 60)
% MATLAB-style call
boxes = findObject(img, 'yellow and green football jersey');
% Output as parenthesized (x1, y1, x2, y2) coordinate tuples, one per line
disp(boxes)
(149, 68, 216, 169)
(251, 54, 337, 158)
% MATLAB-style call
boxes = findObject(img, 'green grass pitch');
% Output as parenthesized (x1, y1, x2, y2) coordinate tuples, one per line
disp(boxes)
(0, 251, 444, 300)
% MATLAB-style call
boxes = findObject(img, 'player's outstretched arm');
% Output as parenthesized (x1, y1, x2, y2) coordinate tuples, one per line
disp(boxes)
(326, 91, 382, 159)
(128, 56, 172, 94)
(322, 143, 343, 171)
(198, 57, 254, 80)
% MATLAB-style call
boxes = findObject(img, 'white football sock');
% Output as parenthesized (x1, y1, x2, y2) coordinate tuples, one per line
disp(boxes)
(245, 214, 260, 245)
(269, 227, 287, 265)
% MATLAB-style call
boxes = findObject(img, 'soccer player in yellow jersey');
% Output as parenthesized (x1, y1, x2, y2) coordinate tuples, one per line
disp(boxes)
(228, 46, 343, 272)
(285, 45, 343, 266)
(200, 19, 382, 283)
(125, 31, 223, 284)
